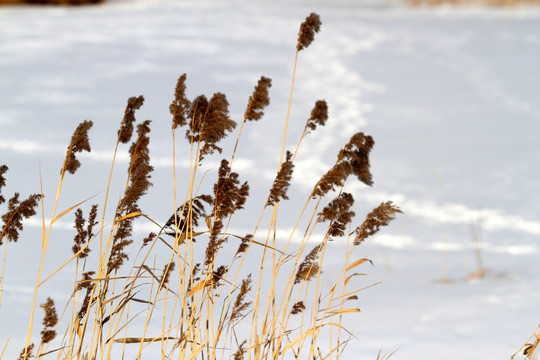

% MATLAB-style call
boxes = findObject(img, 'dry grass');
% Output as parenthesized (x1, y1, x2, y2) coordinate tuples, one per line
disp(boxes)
(0, 13, 402, 360)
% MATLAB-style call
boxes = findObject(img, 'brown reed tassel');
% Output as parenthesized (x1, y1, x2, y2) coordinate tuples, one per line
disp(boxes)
(0, 165, 7, 205)
(109, 120, 153, 274)
(319, 192, 355, 239)
(295, 244, 322, 284)
(160, 261, 175, 287)
(297, 13, 322, 51)
(211, 265, 228, 289)
(118, 96, 144, 143)
(76, 271, 95, 320)
(312, 132, 374, 198)
(0, 192, 41, 245)
(17, 344, 34, 360)
(354, 201, 402, 245)
(229, 275, 252, 324)
(342, 132, 374, 186)
(72, 204, 98, 258)
(291, 301, 306, 315)
(64, 120, 93, 174)
(305, 100, 328, 134)
(40, 297, 58, 344)
(186, 93, 236, 160)
(233, 340, 247, 360)
(213, 159, 249, 221)
(163, 194, 213, 237)
(171, 74, 190, 129)
(234, 234, 252, 258)
(245, 76, 272, 121)
(266, 150, 294, 207)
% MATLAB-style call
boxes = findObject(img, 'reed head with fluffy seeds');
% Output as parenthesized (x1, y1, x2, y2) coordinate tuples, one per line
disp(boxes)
(64, 119, 93, 174)
(297, 12, 322, 51)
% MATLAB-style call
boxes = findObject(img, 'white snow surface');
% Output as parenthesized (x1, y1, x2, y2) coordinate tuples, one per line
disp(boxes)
(1, 0, 540, 359)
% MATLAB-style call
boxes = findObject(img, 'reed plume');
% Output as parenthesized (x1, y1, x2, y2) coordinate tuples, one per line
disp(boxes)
(319, 192, 355, 239)
(186, 93, 236, 160)
(0, 164, 7, 205)
(109, 120, 153, 274)
(295, 244, 322, 284)
(245, 76, 272, 121)
(229, 275, 252, 324)
(171, 74, 190, 129)
(63, 120, 93, 175)
(354, 201, 402, 245)
(290, 301, 306, 315)
(17, 344, 34, 360)
(312, 132, 374, 197)
(72, 204, 98, 258)
(266, 150, 294, 207)
(305, 100, 328, 134)
(297, 13, 322, 51)
(118, 96, 144, 143)
(39, 297, 58, 344)
(0, 192, 41, 244)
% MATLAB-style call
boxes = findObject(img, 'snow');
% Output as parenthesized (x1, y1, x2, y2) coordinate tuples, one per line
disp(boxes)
(1, 0, 539, 359)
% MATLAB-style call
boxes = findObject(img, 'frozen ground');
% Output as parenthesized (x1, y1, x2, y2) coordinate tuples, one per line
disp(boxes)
(1, 0, 539, 359)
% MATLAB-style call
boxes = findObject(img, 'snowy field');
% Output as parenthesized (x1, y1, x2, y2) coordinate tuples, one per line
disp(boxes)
(1, 0, 540, 359)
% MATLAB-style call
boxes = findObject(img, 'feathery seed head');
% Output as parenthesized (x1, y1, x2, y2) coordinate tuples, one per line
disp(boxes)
(171, 73, 190, 129)
(245, 76, 272, 121)
(297, 13, 322, 51)
(118, 95, 144, 143)
(64, 120, 93, 174)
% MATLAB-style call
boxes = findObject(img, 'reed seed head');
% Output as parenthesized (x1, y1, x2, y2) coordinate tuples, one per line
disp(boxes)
(297, 13, 322, 51)
(17, 344, 34, 360)
(0, 164, 7, 205)
(187, 93, 236, 160)
(305, 100, 328, 134)
(72, 204, 97, 258)
(211, 265, 228, 289)
(341, 132, 374, 187)
(312, 132, 374, 198)
(213, 159, 249, 220)
(266, 150, 294, 207)
(118, 95, 144, 143)
(40, 297, 58, 344)
(295, 244, 322, 284)
(319, 192, 355, 239)
(171, 74, 190, 130)
(230, 274, 252, 324)
(164, 194, 213, 237)
(142, 232, 156, 247)
(160, 261, 175, 287)
(245, 76, 272, 121)
(291, 301, 306, 315)
(235, 234, 252, 258)
(233, 340, 247, 360)
(64, 120, 93, 175)
(354, 201, 402, 245)
(0, 192, 41, 245)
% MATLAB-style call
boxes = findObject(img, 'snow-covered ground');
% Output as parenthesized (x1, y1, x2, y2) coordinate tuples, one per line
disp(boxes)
(1, 0, 539, 359)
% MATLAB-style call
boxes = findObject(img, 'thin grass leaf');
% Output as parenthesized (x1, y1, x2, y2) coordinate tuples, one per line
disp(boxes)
(345, 258, 373, 272)
(51, 194, 96, 224)
(344, 273, 367, 286)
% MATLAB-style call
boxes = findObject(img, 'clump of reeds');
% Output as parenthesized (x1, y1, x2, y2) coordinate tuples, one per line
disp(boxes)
(0, 12, 401, 360)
